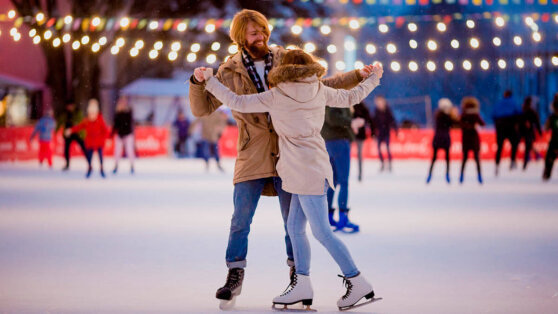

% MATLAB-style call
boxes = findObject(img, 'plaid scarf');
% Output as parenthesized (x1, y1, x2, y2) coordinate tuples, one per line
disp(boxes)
(241, 48, 273, 93)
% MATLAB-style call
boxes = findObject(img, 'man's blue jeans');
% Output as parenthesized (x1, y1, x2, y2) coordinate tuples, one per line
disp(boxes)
(326, 139, 351, 210)
(226, 177, 294, 268)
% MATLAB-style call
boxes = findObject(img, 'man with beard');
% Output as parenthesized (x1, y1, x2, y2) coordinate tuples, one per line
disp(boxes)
(189, 9, 375, 308)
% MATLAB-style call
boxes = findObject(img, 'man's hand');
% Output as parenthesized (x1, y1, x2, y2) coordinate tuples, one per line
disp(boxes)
(371, 63, 384, 79)
(351, 117, 365, 134)
(194, 67, 208, 83)
(359, 64, 375, 78)
(64, 129, 71, 137)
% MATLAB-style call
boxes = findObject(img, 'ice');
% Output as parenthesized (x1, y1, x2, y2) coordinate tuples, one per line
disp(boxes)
(1, 157, 557, 313)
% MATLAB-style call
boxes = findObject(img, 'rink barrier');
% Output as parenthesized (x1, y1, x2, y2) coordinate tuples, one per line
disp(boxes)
(0, 126, 551, 161)
(0, 126, 168, 161)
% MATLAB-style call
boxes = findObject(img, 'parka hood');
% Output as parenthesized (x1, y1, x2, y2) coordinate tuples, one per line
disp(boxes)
(268, 62, 326, 103)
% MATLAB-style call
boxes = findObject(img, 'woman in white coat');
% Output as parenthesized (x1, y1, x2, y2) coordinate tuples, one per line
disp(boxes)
(201, 49, 383, 311)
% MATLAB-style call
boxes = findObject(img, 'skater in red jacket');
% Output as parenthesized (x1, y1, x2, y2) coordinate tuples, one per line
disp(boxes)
(66, 99, 109, 178)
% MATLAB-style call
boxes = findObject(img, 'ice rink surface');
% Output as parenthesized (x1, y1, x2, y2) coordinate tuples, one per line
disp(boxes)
(1, 157, 557, 313)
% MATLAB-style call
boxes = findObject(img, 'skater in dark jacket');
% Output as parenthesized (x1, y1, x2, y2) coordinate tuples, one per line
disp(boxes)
(519, 96, 542, 170)
(112, 97, 135, 174)
(173, 111, 190, 157)
(427, 98, 458, 184)
(322, 106, 359, 233)
(459, 97, 485, 184)
(493, 90, 521, 175)
(373, 95, 397, 172)
(543, 93, 558, 181)
(351, 102, 374, 182)
(56, 102, 87, 170)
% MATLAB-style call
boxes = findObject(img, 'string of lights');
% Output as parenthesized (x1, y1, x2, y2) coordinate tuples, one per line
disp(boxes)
(1, 9, 558, 33)
(1, 9, 557, 72)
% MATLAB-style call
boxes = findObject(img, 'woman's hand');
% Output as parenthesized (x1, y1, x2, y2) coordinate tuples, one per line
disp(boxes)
(371, 63, 384, 79)
(359, 64, 375, 78)
(202, 68, 214, 81)
(194, 67, 208, 82)
(64, 129, 71, 137)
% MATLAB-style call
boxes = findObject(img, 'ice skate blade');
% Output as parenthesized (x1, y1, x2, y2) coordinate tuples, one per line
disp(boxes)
(219, 297, 236, 310)
(272, 303, 316, 312)
(339, 297, 382, 311)
(334, 227, 359, 234)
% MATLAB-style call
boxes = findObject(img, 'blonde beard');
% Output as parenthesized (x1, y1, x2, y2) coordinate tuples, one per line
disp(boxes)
(245, 41, 269, 59)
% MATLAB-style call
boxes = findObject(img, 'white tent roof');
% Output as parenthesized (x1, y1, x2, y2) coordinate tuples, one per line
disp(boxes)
(120, 72, 191, 98)
(0, 73, 45, 91)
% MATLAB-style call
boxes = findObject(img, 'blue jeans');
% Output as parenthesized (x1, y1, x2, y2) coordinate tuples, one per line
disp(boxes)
(326, 139, 350, 210)
(201, 140, 220, 163)
(226, 177, 294, 268)
(85, 148, 103, 167)
(288, 182, 359, 277)
(377, 134, 392, 163)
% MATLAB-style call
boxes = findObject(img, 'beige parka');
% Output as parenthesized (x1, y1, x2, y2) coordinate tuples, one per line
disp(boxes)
(204, 62, 380, 195)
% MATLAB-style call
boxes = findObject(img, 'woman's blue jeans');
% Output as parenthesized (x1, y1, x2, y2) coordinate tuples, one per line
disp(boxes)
(288, 182, 359, 278)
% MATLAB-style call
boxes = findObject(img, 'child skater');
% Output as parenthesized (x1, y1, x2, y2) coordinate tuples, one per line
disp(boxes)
(543, 93, 558, 181)
(200, 49, 383, 311)
(66, 99, 109, 178)
(30, 108, 56, 168)
(427, 98, 457, 184)
(459, 97, 485, 184)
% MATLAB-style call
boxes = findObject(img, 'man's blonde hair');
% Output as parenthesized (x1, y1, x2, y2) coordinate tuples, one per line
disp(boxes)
(229, 9, 270, 49)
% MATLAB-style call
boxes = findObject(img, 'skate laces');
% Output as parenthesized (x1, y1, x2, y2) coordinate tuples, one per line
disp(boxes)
(339, 275, 353, 300)
(225, 269, 242, 289)
(281, 273, 298, 296)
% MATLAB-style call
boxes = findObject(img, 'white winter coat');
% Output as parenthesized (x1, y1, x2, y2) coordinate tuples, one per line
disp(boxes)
(205, 63, 380, 195)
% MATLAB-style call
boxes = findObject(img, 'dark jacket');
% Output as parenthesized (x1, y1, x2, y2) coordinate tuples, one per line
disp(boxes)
(432, 110, 454, 149)
(112, 110, 134, 137)
(373, 107, 397, 139)
(56, 109, 84, 138)
(321, 107, 354, 142)
(352, 103, 374, 141)
(519, 107, 542, 140)
(460, 112, 485, 152)
(174, 118, 190, 139)
(545, 113, 558, 147)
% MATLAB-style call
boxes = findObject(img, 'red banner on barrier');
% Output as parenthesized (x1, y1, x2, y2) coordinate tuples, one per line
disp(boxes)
(0, 126, 168, 161)
(218, 127, 551, 160)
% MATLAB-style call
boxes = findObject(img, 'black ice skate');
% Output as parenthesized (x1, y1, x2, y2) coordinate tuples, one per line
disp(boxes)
(216, 268, 244, 310)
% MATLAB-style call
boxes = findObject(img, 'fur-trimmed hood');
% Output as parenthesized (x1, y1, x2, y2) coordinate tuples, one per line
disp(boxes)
(268, 63, 326, 103)
(268, 63, 326, 86)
